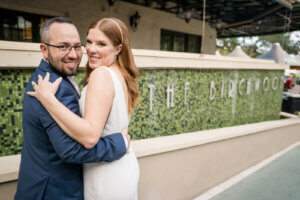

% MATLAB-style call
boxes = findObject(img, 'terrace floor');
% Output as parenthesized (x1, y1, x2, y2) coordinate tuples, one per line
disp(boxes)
(195, 143, 300, 200)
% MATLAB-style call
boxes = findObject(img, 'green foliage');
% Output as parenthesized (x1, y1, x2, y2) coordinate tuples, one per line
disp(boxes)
(217, 31, 300, 57)
(258, 32, 300, 55)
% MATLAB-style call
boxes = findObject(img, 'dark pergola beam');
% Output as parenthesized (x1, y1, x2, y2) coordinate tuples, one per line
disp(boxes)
(121, 0, 300, 37)
(219, 5, 283, 30)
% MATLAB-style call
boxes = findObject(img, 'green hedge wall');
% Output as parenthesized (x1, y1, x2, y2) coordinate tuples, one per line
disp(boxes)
(0, 68, 284, 156)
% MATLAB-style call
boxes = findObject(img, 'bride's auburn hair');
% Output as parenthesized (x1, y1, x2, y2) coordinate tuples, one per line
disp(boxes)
(83, 18, 139, 113)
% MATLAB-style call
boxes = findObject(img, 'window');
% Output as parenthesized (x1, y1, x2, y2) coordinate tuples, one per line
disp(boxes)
(160, 29, 201, 53)
(0, 8, 51, 42)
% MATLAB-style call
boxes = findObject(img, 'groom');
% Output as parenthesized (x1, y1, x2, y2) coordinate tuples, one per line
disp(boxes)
(14, 17, 130, 200)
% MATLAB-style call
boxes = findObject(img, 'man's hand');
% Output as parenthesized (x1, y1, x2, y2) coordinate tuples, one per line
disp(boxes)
(121, 127, 130, 153)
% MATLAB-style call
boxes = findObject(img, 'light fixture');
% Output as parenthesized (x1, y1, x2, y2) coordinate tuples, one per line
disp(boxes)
(130, 12, 141, 31)
(185, 11, 192, 23)
(107, 0, 115, 6)
(148, 0, 157, 8)
(177, 10, 193, 23)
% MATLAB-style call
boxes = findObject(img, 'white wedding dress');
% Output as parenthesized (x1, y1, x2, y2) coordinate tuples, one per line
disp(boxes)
(79, 66, 139, 200)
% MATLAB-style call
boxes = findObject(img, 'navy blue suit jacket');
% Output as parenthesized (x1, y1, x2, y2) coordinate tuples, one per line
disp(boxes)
(15, 60, 126, 200)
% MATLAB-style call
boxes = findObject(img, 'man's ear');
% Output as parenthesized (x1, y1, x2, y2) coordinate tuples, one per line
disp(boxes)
(40, 43, 48, 60)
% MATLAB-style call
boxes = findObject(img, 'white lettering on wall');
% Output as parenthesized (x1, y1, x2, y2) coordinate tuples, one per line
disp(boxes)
(263, 77, 270, 91)
(221, 81, 225, 98)
(238, 79, 245, 96)
(272, 77, 278, 90)
(255, 79, 260, 92)
(228, 80, 234, 98)
(167, 83, 175, 108)
(184, 82, 190, 105)
(148, 84, 155, 111)
(247, 79, 251, 95)
(210, 81, 216, 101)
(232, 72, 239, 117)
(146, 75, 282, 110)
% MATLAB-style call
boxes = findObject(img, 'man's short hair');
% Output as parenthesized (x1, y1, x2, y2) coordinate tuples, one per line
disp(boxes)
(40, 17, 74, 43)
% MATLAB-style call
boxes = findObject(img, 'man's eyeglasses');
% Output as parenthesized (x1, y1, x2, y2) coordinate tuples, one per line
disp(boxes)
(44, 43, 84, 53)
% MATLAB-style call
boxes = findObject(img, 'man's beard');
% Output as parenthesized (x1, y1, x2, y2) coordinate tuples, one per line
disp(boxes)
(47, 52, 79, 76)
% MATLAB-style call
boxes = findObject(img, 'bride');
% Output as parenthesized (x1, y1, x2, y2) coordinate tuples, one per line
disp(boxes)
(28, 18, 140, 200)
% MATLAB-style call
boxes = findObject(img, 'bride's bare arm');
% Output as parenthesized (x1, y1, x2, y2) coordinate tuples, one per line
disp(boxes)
(29, 68, 114, 149)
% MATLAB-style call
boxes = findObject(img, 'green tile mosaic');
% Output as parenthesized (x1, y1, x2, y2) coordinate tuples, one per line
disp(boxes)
(0, 70, 33, 156)
(128, 69, 284, 139)
(0, 68, 284, 156)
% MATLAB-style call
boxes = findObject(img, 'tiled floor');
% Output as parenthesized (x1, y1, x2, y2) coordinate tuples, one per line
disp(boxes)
(195, 142, 300, 200)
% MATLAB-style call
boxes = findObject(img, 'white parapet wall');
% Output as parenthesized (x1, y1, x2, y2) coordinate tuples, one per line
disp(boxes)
(0, 41, 288, 70)
(135, 116, 300, 199)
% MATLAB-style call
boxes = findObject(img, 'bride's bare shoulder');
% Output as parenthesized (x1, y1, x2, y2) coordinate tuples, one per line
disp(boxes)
(89, 66, 112, 83)
(87, 67, 114, 97)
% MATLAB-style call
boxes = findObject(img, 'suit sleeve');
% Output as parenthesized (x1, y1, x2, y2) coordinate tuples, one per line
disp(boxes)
(38, 80, 126, 164)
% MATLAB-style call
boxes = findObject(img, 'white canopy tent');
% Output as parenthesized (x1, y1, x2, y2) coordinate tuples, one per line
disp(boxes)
(257, 43, 300, 68)
(227, 46, 251, 58)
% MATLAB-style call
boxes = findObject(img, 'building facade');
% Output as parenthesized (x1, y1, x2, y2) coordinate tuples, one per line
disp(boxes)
(0, 0, 216, 54)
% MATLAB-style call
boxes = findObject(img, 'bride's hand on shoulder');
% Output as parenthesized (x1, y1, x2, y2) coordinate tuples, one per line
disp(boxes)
(27, 72, 62, 102)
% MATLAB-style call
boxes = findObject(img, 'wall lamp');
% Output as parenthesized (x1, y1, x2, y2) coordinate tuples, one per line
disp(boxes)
(130, 11, 141, 31)
(177, 10, 193, 23)
(107, 0, 115, 6)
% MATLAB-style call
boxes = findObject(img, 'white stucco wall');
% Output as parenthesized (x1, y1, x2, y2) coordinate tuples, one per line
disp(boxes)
(0, 0, 216, 54)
